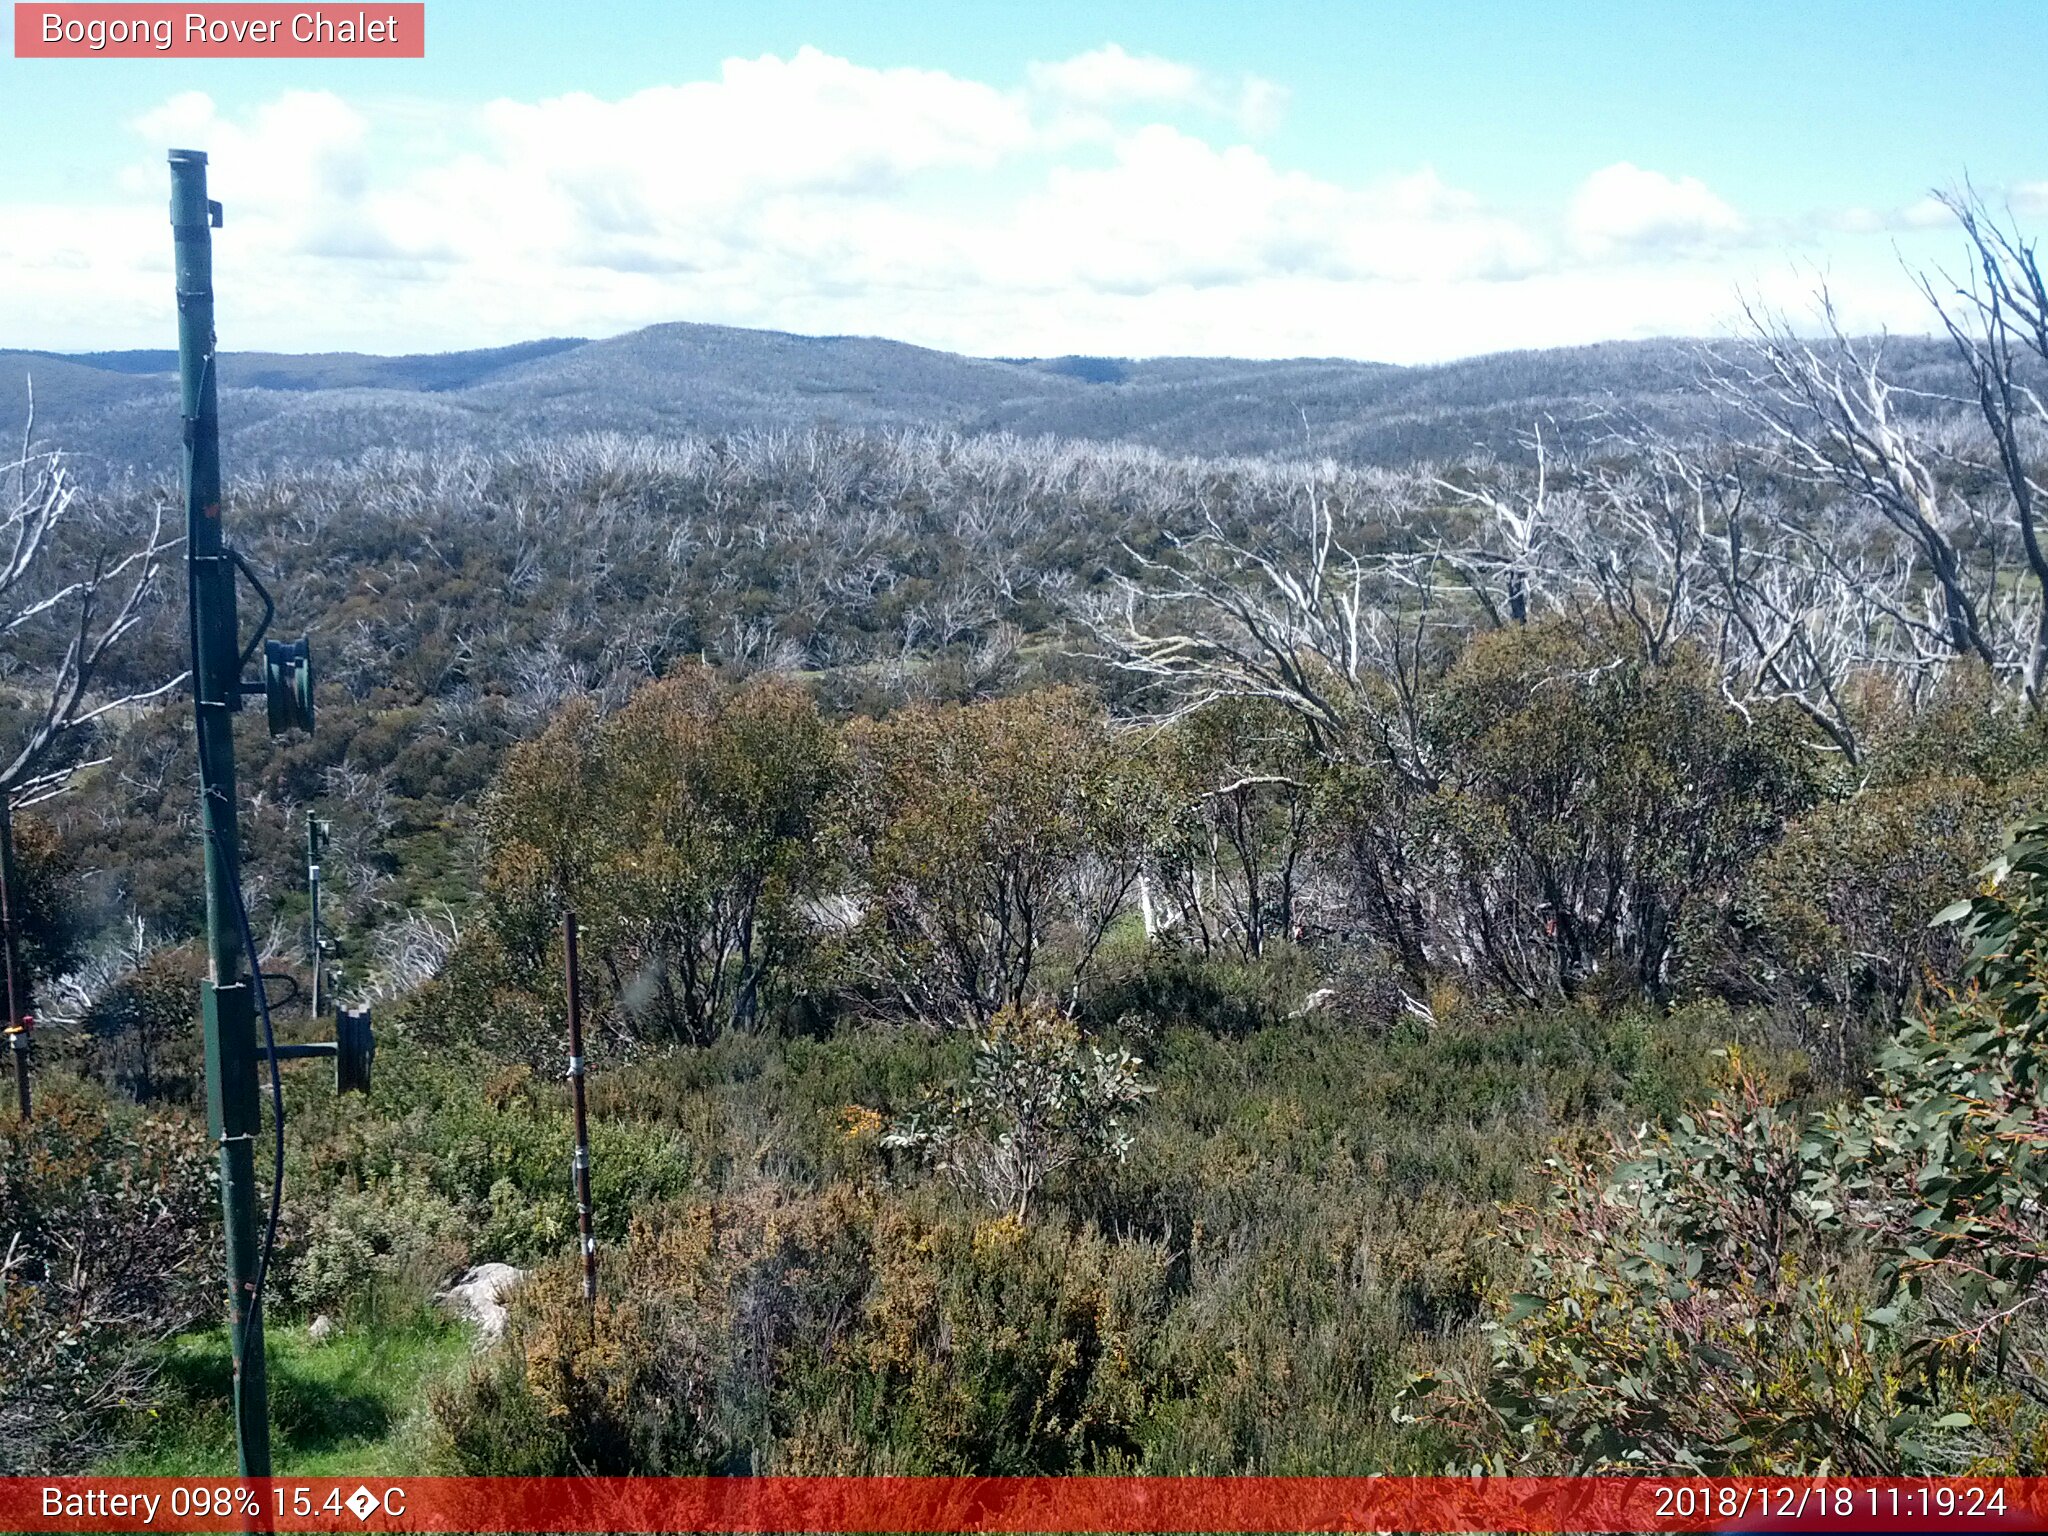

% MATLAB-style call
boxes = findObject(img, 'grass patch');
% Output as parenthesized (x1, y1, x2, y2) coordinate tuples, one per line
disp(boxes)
(104, 1311, 471, 1475)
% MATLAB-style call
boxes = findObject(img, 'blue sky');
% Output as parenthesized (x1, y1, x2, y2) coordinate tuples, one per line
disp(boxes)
(5, 0, 2046, 359)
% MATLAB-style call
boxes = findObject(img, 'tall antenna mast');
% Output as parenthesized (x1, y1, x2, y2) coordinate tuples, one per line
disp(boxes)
(171, 148, 365, 1478)
(170, 146, 273, 1476)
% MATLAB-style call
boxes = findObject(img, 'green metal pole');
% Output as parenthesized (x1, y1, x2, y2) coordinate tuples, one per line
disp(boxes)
(171, 147, 270, 1477)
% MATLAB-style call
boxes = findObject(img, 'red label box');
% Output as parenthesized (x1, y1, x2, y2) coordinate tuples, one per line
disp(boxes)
(4, 1476, 2048, 1534)
(14, 3, 425, 57)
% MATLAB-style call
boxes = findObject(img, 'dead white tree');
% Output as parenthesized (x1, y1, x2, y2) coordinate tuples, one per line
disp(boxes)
(1431, 422, 1566, 629)
(1919, 186, 2048, 707)
(1709, 295, 2008, 682)
(1083, 463, 1448, 783)
(366, 902, 462, 1004)
(2, 405, 184, 807)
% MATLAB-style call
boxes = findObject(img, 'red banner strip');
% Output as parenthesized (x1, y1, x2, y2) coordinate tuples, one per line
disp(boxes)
(13, 5, 424, 58)
(5, 1477, 2046, 1533)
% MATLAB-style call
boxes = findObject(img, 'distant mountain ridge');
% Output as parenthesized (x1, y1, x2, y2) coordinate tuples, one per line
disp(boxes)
(0, 320, 1962, 479)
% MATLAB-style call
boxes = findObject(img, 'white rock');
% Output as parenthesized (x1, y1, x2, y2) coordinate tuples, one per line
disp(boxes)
(436, 1262, 528, 1345)
(307, 1313, 337, 1345)
(1288, 986, 1339, 1019)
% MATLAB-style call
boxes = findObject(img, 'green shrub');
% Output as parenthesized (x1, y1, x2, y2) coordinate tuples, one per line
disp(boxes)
(1084, 940, 1323, 1038)
(484, 669, 842, 1046)
(1143, 699, 1321, 962)
(780, 1205, 1167, 1474)
(1830, 811, 2048, 1405)
(1413, 814, 2048, 1476)
(1330, 620, 1820, 1000)
(431, 1187, 874, 1474)
(1397, 1060, 1919, 1474)
(841, 687, 1160, 1024)
(290, 1177, 471, 1321)
(1731, 770, 2046, 1065)
(6, 811, 83, 984)
(281, 1041, 695, 1271)
(883, 1002, 1152, 1220)
(72, 945, 207, 1105)
(388, 926, 556, 1066)
(429, 1182, 1176, 1477)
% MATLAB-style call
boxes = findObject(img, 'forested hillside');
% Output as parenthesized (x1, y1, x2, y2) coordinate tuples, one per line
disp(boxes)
(5, 194, 2048, 1479)
(5, 326, 1975, 476)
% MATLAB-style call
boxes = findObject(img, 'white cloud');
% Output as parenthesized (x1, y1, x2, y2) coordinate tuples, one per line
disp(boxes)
(1027, 44, 1201, 108)
(1569, 162, 1743, 257)
(1235, 77, 1290, 137)
(1025, 45, 1287, 142)
(1896, 194, 1954, 230)
(0, 50, 1997, 364)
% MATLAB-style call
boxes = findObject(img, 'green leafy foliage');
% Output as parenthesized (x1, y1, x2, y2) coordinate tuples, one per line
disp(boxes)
(1417, 815, 2048, 1476)
(1144, 699, 1319, 961)
(1831, 812, 2048, 1398)
(883, 1002, 1153, 1219)
(842, 688, 1161, 1023)
(1401, 1060, 1901, 1473)
(1329, 621, 1820, 1000)
(5, 811, 83, 984)
(19, 417, 2048, 1481)
(291, 1177, 472, 1322)
(483, 668, 842, 1046)
(67, 944, 205, 1104)
(427, 1186, 1167, 1476)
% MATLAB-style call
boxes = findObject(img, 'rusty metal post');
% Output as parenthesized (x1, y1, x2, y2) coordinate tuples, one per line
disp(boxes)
(1, 794, 29, 1119)
(307, 815, 327, 1018)
(564, 911, 597, 1312)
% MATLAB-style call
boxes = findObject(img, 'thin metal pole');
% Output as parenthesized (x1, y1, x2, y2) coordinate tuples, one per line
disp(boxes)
(307, 817, 323, 1019)
(564, 911, 597, 1312)
(1, 794, 29, 1120)
(171, 147, 270, 1478)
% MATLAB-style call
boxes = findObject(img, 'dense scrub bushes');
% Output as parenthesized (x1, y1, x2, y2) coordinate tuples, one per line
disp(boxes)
(417, 681, 1174, 1058)
(13, 423, 2046, 1477)
(426, 623, 2038, 1073)
(0, 1079, 213, 1473)
(1403, 1062, 1907, 1473)
(4, 812, 82, 982)
(883, 1001, 1152, 1219)
(62, 944, 207, 1104)
(1733, 770, 2047, 1066)
(432, 1188, 1165, 1475)
(1410, 816, 2048, 1474)
(261, 1038, 703, 1333)
(28, 425, 2041, 1080)
(415, 998, 1759, 1476)
(841, 689, 1160, 1023)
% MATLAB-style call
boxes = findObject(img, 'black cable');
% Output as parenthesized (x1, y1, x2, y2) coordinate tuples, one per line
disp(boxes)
(224, 840, 287, 1329)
